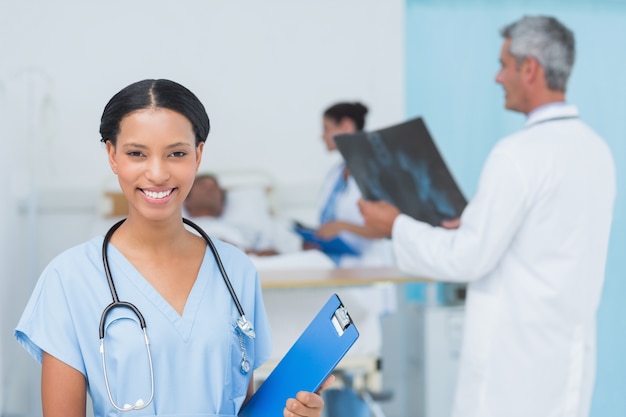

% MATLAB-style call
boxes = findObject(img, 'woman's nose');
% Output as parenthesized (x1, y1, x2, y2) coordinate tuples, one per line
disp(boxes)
(145, 157, 170, 183)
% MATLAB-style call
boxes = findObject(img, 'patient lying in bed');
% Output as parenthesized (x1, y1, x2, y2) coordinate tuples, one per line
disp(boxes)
(184, 173, 280, 256)
(182, 173, 342, 269)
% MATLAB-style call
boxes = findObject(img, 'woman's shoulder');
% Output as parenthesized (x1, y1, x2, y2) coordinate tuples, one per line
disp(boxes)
(41, 236, 104, 277)
(207, 237, 254, 266)
(201, 238, 263, 314)
(54, 235, 102, 258)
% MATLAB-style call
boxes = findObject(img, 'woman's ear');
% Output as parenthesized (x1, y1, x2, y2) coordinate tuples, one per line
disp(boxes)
(339, 117, 357, 133)
(196, 142, 204, 172)
(195, 142, 205, 172)
(106, 141, 118, 174)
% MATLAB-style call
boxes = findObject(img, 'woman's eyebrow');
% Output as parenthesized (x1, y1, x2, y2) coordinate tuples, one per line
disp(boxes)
(121, 141, 193, 149)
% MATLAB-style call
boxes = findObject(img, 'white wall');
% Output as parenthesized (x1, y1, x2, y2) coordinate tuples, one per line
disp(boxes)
(1, 1, 405, 190)
(0, 74, 6, 416)
(0, 1, 405, 416)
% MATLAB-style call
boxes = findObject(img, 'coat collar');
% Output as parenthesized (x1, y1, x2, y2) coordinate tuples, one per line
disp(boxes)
(525, 102, 579, 127)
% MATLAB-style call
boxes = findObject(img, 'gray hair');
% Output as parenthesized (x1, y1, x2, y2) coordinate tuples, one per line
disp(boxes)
(500, 16, 575, 92)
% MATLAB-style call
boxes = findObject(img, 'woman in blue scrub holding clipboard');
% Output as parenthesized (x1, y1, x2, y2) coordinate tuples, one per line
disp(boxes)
(14, 79, 331, 417)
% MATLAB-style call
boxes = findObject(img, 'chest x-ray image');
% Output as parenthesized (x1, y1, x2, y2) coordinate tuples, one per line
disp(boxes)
(335, 117, 466, 226)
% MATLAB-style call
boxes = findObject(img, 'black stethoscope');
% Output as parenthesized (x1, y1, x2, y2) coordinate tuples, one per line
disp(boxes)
(99, 217, 256, 411)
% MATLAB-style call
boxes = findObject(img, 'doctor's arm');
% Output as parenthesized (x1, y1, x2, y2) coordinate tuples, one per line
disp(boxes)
(389, 148, 528, 281)
(316, 220, 391, 239)
(42, 352, 87, 417)
(358, 200, 460, 235)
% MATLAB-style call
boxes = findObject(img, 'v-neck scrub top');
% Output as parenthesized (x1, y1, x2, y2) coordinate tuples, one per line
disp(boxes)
(15, 236, 271, 417)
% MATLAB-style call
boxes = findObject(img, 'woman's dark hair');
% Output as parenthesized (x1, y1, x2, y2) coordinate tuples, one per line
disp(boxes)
(99, 79, 210, 146)
(323, 102, 369, 131)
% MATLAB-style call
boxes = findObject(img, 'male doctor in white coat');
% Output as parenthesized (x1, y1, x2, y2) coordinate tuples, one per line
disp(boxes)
(358, 15, 616, 417)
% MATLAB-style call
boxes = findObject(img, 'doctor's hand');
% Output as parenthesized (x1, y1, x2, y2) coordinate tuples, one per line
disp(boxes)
(284, 374, 335, 417)
(357, 199, 401, 238)
(316, 221, 345, 239)
(441, 218, 461, 229)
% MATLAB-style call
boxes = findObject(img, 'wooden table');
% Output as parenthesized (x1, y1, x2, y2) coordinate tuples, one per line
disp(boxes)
(258, 266, 430, 289)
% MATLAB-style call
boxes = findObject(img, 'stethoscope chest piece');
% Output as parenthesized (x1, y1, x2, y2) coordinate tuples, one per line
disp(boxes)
(241, 358, 251, 374)
(236, 330, 251, 374)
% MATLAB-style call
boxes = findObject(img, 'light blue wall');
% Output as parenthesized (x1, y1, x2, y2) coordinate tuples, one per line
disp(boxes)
(405, 1, 626, 416)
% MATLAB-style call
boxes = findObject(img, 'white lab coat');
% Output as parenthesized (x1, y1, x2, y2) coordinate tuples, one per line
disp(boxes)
(391, 104, 616, 417)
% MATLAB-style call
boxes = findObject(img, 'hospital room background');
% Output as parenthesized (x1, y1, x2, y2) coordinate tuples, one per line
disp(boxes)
(0, 1, 624, 416)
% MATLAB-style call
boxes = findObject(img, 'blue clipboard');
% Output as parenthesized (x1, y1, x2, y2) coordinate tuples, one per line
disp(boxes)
(238, 293, 359, 417)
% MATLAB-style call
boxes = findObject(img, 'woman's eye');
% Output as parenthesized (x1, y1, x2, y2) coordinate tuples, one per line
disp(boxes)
(170, 151, 187, 158)
(126, 151, 144, 157)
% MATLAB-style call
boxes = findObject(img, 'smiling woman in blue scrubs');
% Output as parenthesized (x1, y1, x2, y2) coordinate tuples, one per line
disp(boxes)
(14, 79, 331, 417)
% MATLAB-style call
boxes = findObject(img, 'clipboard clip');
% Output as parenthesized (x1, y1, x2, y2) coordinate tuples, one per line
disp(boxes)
(331, 305, 352, 336)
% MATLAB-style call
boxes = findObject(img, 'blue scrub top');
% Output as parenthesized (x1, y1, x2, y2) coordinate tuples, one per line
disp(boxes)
(15, 236, 271, 417)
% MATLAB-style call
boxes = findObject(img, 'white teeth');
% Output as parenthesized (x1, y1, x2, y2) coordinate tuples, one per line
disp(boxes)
(144, 189, 172, 199)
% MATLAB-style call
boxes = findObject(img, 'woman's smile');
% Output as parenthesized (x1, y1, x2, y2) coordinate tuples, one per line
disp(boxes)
(141, 188, 175, 201)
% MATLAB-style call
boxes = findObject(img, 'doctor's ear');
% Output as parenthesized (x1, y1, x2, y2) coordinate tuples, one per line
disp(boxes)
(106, 141, 119, 174)
(522, 56, 541, 83)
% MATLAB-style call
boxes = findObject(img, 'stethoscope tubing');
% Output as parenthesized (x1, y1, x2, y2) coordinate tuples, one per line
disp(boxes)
(182, 217, 247, 319)
(99, 217, 249, 339)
